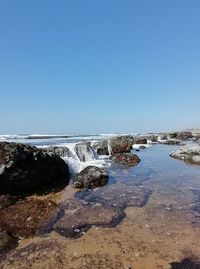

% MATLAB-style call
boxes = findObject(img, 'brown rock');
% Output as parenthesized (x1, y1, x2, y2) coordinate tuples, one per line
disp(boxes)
(0, 198, 63, 238)
(53, 199, 125, 237)
(112, 153, 140, 167)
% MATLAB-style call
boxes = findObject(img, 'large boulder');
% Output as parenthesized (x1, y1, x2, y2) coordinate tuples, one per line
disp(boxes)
(93, 135, 134, 156)
(72, 166, 109, 189)
(109, 135, 133, 154)
(170, 144, 200, 165)
(0, 142, 70, 195)
(111, 153, 140, 167)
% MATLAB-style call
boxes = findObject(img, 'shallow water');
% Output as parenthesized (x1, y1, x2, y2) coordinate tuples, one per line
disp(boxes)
(1, 144, 200, 269)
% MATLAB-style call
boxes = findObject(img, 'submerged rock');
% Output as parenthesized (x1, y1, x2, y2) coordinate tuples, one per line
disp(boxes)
(72, 166, 109, 189)
(75, 184, 152, 211)
(0, 198, 63, 238)
(0, 231, 18, 254)
(0, 238, 68, 269)
(170, 144, 200, 165)
(0, 142, 69, 195)
(111, 153, 140, 167)
(53, 199, 125, 237)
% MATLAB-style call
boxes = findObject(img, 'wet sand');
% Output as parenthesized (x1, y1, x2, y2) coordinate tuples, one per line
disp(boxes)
(1, 145, 200, 269)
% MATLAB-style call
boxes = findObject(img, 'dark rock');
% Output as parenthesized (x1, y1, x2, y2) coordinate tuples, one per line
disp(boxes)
(0, 195, 19, 210)
(112, 153, 140, 167)
(53, 199, 125, 238)
(161, 140, 180, 145)
(0, 231, 18, 254)
(170, 258, 200, 269)
(133, 138, 147, 144)
(0, 142, 69, 195)
(0, 198, 63, 238)
(72, 166, 109, 189)
(139, 145, 146, 149)
(169, 131, 193, 140)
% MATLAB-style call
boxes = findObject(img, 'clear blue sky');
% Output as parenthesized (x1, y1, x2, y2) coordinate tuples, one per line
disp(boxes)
(0, 0, 199, 134)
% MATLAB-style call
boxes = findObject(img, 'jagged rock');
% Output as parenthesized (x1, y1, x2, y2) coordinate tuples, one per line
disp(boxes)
(0, 231, 18, 254)
(72, 166, 108, 189)
(75, 142, 95, 162)
(53, 199, 125, 237)
(0, 198, 63, 238)
(170, 144, 200, 165)
(0, 142, 69, 195)
(111, 153, 140, 167)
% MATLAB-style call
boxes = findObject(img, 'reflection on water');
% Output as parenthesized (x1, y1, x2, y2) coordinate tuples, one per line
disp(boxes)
(1, 144, 200, 269)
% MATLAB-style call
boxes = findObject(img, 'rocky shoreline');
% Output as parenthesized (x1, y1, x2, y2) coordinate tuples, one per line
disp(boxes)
(0, 130, 200, 259)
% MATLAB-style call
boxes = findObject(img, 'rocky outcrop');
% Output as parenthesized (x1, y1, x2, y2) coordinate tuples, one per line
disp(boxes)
(0, 142, 69, 195)
(53, 199, 125, 237)
(72, 166, 108, 189)
(111, 153, 140, 167)
(44, 146, 70, 157)
(0, 231, 18, 254)
(75, 142, 95, 162)
(0, 198, 62, 238)
(109, 135, 133, 154)
(93, 135, 133, 156)
(169, 131, 193, 140)
(170, 144, 200, 165)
